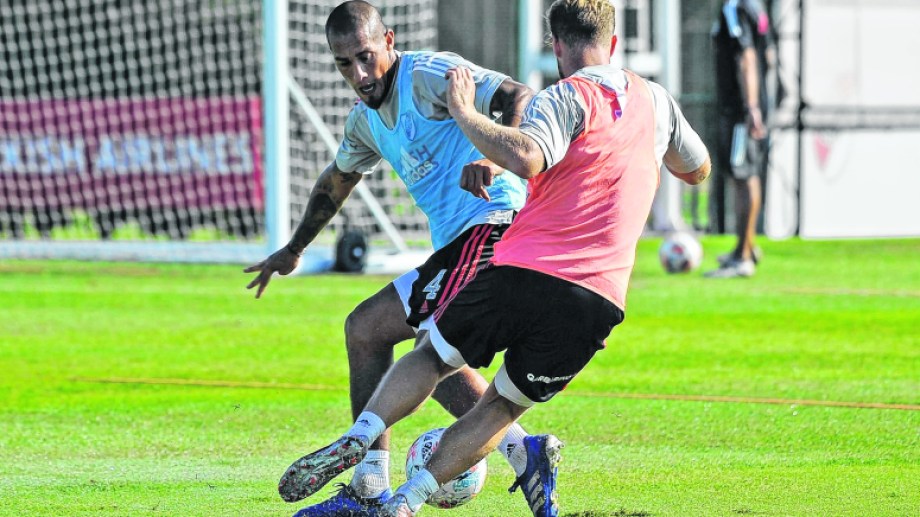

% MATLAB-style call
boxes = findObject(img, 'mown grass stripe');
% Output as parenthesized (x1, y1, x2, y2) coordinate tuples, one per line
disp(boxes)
(72, 377, 920, 411)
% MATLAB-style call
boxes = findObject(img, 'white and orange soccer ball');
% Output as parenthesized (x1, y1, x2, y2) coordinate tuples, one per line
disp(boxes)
(658, 232, 704, 273)
(405, 427, 487, 509)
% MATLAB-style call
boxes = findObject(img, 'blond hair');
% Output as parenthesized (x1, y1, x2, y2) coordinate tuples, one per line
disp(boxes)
(546, 0, 616, 47)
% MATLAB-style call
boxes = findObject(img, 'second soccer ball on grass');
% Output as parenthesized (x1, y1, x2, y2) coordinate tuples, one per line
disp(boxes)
(659, 232, 704, 273)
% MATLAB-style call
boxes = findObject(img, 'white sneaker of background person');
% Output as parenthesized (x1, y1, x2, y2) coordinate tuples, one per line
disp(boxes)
(704, 258, 755, 278)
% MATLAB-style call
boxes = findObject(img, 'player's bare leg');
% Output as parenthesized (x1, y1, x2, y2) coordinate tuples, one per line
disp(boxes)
(345, 283, 494, 450)
(291, 283, 525, 512)
(283, 336, 549, 513)
(423, 384, 527, 483)
(281, 330, 460, 503)
(362, 336, 460, 425)
(344, 283, 415, 453)
(430, 356, 490, 414)
(279, 337, 456, 502)
(285, 286, 533, 510)
(384, 382, 563, 517)
(282, 289, 487, 510)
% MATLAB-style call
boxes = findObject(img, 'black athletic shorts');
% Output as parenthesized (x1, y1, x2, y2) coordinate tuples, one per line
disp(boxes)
(422, 265, 625, 404)
(396, 222, 511, 329)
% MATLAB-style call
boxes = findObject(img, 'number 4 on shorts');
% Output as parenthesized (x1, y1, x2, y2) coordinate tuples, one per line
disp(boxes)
(423, 269, 447, 300)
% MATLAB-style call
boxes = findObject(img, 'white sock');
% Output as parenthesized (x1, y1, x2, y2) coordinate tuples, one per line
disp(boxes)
(345, 411, 386, 444)
(395, 468, 440, 513)
(350, 450, 390, 498)
(498, 423, 529, 477)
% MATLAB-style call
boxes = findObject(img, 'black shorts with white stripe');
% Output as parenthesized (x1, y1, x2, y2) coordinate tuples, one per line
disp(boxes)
(405, 222, 510, 329)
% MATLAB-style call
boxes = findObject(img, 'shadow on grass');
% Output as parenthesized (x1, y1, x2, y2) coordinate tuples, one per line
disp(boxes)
(562, 510, 652, 517)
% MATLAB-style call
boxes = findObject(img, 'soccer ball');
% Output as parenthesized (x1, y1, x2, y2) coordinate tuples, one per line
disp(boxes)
(658, 232, 703, 273)
(405, 427, 487, 509)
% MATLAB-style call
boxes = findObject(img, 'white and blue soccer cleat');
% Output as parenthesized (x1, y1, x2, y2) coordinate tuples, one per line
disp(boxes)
(508, 434, 564, 517)
(279, 435, 370, 503)
(292, 483, 393, 517)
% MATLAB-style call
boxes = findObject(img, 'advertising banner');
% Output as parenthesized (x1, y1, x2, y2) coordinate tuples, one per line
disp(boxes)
(0, 98, 263, 215)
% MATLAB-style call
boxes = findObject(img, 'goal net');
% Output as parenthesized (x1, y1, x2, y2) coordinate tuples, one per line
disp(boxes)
(0, 0, 437, 266)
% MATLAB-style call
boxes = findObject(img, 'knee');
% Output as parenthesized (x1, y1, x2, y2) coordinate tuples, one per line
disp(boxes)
(344, 305, 376, 352)
(416, 340, 458, 378)
(344, 301, 406, 356)
(468, 387, 528, 424)
(344, 285, 413, 356)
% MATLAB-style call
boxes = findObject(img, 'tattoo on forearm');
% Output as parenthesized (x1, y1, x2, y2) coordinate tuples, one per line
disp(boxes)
(287, 171, 358, 252)
(288, 194, 338, 252)
(339, 173, 362, 186)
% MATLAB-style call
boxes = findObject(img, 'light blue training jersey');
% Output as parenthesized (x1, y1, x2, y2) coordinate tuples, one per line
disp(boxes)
(362, 52, 527, 250)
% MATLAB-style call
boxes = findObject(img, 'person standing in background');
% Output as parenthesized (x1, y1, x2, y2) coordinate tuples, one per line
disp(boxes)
(707, 0, 776, 278)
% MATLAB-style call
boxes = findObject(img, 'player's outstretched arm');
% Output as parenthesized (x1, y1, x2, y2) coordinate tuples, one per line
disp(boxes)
(446, 67, 545, 179)
(244, 162, 363, 298)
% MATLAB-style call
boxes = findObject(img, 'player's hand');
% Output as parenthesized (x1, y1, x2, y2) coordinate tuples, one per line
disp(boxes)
(460, 159, 503, 201)
(243, 246, 300, 299)
(445, 67, 476, 119)
(747, 106, 767, 140)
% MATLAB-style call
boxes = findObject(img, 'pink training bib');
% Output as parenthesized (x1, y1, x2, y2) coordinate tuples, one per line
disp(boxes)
(492, 71, 660, 310)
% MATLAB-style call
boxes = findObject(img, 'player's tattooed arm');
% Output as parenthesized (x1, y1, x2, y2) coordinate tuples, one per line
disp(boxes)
(287, 163, 363, 254)
(244, 162, 361, 298)
(490, 79, 535, 128)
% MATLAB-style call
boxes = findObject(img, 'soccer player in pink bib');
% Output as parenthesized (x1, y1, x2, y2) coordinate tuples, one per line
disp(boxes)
(277, 1, 711, 515)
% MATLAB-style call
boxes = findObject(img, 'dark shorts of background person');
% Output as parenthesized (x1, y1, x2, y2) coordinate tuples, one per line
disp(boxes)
(421, 265, 625, 406)
(717, 114, 768, 180)
(394, 222, 512, 329)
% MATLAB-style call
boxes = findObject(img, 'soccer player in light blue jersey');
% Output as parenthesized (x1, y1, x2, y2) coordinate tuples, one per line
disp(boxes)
(244, 2, 559, 516)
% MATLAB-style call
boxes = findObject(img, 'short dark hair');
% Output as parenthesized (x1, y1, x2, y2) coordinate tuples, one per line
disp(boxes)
(325, 1, 385, 42)
(547, 0, 616, 47)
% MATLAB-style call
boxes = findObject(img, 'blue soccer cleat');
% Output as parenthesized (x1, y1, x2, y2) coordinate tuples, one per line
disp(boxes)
(292, 483, 393, 517)
(508, 434, 564, 517)
(279, 435, 370, 503)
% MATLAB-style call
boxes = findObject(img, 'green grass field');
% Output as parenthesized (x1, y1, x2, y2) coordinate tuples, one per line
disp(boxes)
(1, 236, 918, 516)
